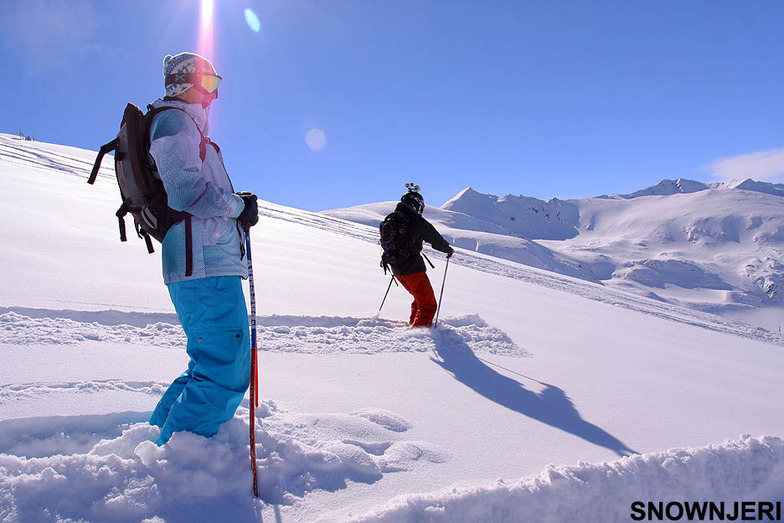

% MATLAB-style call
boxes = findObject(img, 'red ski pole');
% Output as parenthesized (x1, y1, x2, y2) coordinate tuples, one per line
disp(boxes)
(244, 226, 259, 498)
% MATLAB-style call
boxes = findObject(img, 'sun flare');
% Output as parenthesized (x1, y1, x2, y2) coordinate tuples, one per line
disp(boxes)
(198, 0, 215, 60)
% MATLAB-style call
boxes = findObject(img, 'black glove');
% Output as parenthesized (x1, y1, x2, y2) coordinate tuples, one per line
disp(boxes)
(237, 192, 259, 227)
(446, 247, 454, 258)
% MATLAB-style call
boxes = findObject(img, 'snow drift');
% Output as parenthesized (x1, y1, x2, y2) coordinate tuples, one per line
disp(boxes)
(353, 435, 784, 523)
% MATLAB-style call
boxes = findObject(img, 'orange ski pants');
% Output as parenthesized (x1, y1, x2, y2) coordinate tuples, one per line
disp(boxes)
(395, 272, 438, 327)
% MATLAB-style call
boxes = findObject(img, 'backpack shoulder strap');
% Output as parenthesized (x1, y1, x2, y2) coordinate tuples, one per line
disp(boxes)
(146, 105, 208, 162)
(144, 105, 197, 273)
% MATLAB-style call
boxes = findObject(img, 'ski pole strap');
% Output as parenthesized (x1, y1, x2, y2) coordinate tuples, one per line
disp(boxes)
(422, 252, 435, 269)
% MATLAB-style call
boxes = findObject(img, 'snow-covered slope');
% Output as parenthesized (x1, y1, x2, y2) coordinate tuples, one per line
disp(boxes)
(323, 180, 784, 329)
(563, 189, 784, 311)
(1, 133, 783, 522)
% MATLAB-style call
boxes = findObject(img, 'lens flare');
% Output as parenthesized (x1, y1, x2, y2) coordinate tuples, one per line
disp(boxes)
(198, 0, 215, 59)
(244, 9, 261, 33)
(305, 128, 328, 151)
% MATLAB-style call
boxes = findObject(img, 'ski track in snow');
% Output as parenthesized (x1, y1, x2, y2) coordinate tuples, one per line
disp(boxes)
(2, 130, 779, 348)
(0, 136, 107, 181)
(0, 311, 527, 357)
(1, 132, 781, 350)
(0, 380, 166, 407)
(262, 203, 784, 347)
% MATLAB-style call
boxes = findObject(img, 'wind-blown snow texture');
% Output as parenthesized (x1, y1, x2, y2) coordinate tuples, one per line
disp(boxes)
(0, 311, 523, 356)
(1, 133, 784, 522)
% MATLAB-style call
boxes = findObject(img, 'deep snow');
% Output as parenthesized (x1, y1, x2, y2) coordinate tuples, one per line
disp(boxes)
(1, 133, 783, 522)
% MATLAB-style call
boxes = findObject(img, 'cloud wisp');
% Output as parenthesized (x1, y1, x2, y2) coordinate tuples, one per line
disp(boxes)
(705, 147, 784, 183)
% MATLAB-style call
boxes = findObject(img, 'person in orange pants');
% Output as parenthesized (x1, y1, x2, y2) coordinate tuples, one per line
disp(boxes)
(380, 185, 454, 327)
(395, 272, 439, 327)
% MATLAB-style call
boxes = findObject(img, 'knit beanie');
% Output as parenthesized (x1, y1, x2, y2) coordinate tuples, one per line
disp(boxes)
(163, 52, 218, 98)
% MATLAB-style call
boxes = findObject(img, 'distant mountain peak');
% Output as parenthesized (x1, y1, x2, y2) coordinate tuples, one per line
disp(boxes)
(713, 178, 784, 196)
(595, 178, 709, 199)
(594, 177, 784, 200)
(446, 186, 479, 201)
(442, 186, 496, 209)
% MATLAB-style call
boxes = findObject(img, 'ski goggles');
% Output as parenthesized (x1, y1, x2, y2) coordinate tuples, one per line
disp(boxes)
(165, 72, 223, 93)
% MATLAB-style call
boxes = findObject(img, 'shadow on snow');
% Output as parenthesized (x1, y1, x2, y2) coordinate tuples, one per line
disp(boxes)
(430, 328, 637, 457)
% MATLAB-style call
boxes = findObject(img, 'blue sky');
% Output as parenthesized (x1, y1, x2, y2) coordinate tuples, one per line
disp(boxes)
(1, 0, 783, 211)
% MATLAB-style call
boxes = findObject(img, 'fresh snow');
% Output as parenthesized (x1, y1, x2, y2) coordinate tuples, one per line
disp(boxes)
(1, 132, 783, 522)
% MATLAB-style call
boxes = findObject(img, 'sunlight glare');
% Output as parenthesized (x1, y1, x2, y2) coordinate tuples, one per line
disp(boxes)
(244, 8, 261, 33)
(305, 129, 328, 151)
(199, 0, 215, 59)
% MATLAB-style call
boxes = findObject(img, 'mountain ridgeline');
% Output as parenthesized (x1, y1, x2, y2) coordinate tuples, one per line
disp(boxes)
(441, 188, 580, 241)
(324, 178, 784, 319)
(442, 178, 784, 241)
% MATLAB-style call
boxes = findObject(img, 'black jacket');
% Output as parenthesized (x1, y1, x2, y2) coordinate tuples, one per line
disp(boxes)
(387, 203, 452, 276)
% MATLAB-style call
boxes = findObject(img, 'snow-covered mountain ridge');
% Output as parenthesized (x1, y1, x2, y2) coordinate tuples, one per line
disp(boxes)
(323, 179, 784, 329)
(599, 177, 784, 199)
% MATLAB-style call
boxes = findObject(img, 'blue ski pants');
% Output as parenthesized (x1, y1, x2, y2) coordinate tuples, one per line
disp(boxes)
(150, 276, 250, 445)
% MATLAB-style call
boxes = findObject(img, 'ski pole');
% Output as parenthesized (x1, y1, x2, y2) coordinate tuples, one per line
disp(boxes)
(244, 226, 259, 498)
(378, 275, 396, 313)
(433, 256, 450, 328)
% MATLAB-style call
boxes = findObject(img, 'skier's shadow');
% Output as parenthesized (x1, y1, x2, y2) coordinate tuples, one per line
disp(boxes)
(431, 330, 636, 457)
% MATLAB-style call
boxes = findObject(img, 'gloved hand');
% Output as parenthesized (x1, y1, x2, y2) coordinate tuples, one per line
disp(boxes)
(237, 192, 259, 227)
(447, 247, 454, 258)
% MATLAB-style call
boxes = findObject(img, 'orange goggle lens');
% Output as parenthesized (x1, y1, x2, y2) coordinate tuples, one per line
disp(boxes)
(200, 75, 222, 93)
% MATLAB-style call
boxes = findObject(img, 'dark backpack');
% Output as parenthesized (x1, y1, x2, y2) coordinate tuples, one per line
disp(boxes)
(88, 103, 205, 276)
(379, 210, 416, 272)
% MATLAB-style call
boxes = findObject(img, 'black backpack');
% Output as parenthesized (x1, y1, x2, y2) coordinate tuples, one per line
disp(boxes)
(379, 210, 416, 272)
(88, 103, 204, 276)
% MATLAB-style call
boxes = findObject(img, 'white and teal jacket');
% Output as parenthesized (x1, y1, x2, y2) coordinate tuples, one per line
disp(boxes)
(148, 98, 248, 285)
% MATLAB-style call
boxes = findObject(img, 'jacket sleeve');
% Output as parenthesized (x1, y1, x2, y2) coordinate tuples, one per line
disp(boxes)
(418, 217, 452, 254)
(149, 110, 244, 219)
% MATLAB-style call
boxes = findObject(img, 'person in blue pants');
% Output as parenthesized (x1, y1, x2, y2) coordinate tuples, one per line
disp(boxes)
(146, 52, 259, 445)
(150, 277, 251, 444)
